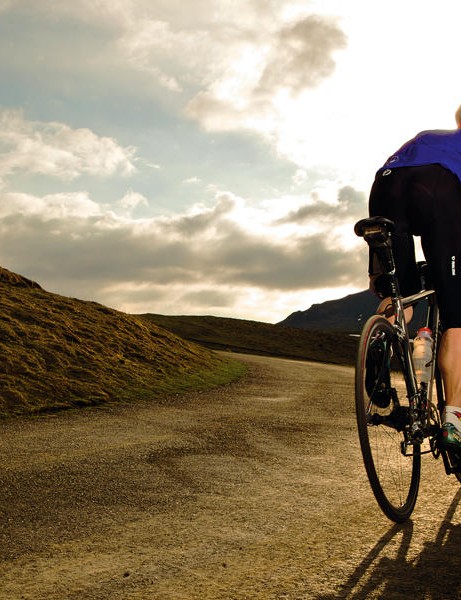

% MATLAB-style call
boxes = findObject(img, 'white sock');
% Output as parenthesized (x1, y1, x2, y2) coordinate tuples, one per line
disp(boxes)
(444, 406, 461, 433)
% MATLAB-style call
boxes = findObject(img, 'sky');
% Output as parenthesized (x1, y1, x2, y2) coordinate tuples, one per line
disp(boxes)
(1, 0, 461, 323)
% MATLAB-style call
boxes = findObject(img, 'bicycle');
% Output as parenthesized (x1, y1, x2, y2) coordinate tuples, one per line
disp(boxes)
(354, 216, 461, 522)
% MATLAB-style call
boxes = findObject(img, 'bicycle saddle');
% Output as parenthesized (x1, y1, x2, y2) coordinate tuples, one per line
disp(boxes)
(354, 217, 395, 238)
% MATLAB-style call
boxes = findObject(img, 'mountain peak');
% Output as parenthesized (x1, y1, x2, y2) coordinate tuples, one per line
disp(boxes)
(278, 290, 379, 332)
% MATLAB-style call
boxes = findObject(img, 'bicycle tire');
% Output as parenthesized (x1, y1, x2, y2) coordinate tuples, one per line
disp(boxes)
(355, 314, 421, 522)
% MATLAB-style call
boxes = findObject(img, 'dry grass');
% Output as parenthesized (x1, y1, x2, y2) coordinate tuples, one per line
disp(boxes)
(0, 268, 244, 417)
(141, 314, 359, 365)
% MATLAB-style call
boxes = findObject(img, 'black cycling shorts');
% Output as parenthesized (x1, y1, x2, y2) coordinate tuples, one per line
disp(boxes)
(369, 164, 461, 329)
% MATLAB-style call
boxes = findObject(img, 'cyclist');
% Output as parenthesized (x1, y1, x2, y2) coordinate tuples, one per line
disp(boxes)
(367, 105, 461, 451)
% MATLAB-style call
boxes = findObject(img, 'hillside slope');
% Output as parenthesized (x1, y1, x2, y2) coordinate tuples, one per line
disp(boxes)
(0, 268, 243, 417)
(141, 314, 358, 366)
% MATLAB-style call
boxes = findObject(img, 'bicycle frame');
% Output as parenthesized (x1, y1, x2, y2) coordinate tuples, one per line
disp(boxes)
(355, 216, 443, 455)
(354, 216, 461, 521)
(392, 287, 441, 451)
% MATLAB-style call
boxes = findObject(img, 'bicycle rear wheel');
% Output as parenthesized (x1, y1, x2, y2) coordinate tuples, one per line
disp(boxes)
(355, 314, 421, 522)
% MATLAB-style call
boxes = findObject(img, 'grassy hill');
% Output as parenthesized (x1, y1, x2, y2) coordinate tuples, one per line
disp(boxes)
(0, 265, 360, 418)
(0, 268, 244, 417)
(140, 314, 358, 366)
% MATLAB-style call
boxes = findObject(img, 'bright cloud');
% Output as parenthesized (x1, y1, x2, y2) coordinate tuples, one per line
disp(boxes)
(0, 109, 137, 184)
(0, 191, 101, 219)
(117, 190, 148, 212)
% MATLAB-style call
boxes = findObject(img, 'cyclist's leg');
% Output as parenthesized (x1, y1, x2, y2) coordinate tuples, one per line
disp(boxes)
(439, 330, 461, 408)
(368, 168, 421, 294)
(412, 166, 461, 440)
(368, 167, 420, 322)
(436, 332, 461, 450)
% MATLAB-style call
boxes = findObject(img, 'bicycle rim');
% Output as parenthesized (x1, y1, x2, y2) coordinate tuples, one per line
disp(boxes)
(355, 315, 421, 522)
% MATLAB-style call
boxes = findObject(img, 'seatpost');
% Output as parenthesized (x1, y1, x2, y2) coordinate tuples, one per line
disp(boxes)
(355, 217, 406, 335)
(355, 218, 400, 298)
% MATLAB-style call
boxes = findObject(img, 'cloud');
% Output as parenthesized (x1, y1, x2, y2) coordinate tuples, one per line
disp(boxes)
(117, 190, 148, 212)
(11, 2, 346, 126)
(185, 13, 347, 133)
(0, 1, 364, 321)
(179, 288, 235, 309)
(5, 0, 279, 92)
(0, 109, 137, 184)
(338, 185, 367, 213)
(162, 193, 236, 237)
(278, 185, 366, 224)
(0, 1, 349, 179)
(0, 191, 101, 220)
(0, 186, 367, 320)
(257, 16, 347, 96)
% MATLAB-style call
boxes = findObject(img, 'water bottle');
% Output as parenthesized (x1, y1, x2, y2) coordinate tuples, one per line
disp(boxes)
(412, 327, 433, 384)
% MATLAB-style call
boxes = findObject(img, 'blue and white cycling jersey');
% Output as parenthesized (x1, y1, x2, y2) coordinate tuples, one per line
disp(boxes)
(378, 129, 461, 184)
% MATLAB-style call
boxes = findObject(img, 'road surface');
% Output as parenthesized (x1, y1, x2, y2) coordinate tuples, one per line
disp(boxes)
(1, 353, 461, 599)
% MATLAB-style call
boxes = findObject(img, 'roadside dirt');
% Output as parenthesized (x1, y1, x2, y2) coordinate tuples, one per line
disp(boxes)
(1, 352, 461, 599)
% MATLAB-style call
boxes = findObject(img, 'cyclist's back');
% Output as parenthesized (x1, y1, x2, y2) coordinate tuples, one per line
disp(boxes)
(377, 128, 461, 179)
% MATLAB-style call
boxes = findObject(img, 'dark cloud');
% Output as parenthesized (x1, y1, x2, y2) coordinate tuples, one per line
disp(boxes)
(277, 203, 330, 223)
(338, 185, 367, 213)
(277, 185, 367, 224)
(0, 192, 367, 309)
(179, 289, 236, 309)
(163, 193, 235, 236)
(258, 15, 347, 95)
(208, 229, 365, 290)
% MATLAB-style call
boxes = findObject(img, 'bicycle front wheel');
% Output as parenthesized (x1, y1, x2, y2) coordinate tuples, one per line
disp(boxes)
(355, 315, 421, 522)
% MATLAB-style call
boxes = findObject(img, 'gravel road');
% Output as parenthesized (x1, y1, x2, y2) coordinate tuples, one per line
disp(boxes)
(1, 352, 461, 599)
